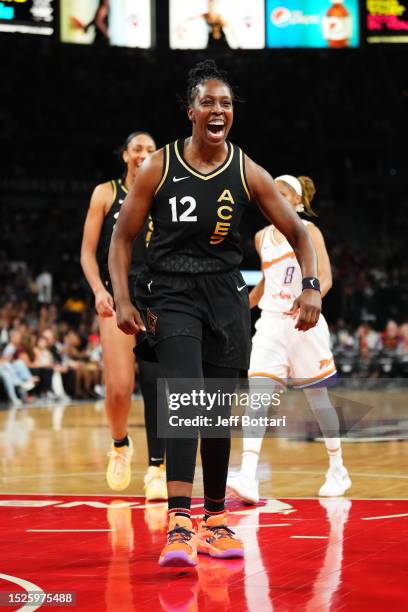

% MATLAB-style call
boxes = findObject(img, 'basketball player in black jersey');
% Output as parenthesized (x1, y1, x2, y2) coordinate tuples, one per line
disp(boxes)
(109, 60, 321, 567)
(80, 132, 167, 501)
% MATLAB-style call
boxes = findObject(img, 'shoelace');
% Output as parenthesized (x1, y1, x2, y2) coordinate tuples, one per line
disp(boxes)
(167, 526, 195, 545)
(205, 525, 236, 540)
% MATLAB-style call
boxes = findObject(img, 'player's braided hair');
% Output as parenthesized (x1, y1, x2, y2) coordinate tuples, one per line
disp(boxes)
(298, 175, 318, 217)
(186, 59, 234, 105)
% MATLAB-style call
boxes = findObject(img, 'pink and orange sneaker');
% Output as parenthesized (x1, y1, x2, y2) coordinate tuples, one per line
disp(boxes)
(197, 513, 244, 559)
(159, 515, 197, 567)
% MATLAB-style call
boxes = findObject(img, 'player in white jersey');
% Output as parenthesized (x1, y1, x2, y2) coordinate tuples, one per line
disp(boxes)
(228, 174, 351, 501)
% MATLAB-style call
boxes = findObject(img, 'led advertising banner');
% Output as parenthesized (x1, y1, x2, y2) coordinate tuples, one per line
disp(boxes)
(170, 0, 265, 50)
(60, 0, 153, 47)
(0, 0, 54, 35)
(366, 0, 408, 43)
(266, 0, 359, 48)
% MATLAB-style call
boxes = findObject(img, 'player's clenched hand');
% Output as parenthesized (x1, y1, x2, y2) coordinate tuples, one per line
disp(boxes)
(115, 300, 146, 335)
(95, 288, 115, 317)
(285, 289, 321, 332)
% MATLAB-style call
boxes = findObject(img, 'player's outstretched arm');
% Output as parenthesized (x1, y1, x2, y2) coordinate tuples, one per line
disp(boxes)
(245, 156, 321, 331)
(108, 149, 163, 334)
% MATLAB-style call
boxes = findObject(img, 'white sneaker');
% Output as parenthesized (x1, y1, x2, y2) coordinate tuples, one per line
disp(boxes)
(319, 466, 351, 497)
(144, 465, 168, 501)
(106, 437, 134, 491)
(227, 472, 259, 504)
(21, 379, 36, 391)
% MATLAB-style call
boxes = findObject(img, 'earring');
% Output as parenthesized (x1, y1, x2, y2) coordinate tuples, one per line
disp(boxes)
(296, 203, 304, 212)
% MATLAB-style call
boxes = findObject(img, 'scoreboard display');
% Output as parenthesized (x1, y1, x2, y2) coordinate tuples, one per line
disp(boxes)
(170, 0, 265, 50)
(366, 0, 408, 43)
(3, 1, 408, 46)
(266, 0, 359, 48)
(0, 0, 54, 35)
(60, 0, 153, 48)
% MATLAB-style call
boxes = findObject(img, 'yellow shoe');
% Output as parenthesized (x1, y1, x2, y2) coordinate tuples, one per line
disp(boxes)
(159, 515, 197, 567)
(144, 464, 168, 501)
(106, 437, 133, 491)
(197, 512, 244, 559)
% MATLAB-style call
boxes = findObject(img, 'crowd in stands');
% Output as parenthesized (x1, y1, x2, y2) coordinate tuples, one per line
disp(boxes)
(1, 259, 407, 406)
(0, 299, 103, 406)
(330, 319, 408, 378)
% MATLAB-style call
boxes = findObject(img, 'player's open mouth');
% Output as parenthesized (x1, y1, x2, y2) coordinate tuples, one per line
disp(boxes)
(207, 121, 225, 137)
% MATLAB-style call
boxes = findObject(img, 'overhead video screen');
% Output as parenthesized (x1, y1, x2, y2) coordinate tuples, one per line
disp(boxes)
(0, 0, 54, 36)
(366, 0, 408, 43)
(266, 0, 359, 48)
(60, 0, 153, 48)
(170, 0, 265, 50)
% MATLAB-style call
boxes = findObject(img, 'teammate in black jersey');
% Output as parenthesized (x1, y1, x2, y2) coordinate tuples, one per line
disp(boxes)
(80, 131, 167, 501)
(109, 61, 321, 567)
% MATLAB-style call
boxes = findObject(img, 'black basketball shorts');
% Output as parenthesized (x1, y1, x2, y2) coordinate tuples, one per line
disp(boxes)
(133, 269, 251, 370)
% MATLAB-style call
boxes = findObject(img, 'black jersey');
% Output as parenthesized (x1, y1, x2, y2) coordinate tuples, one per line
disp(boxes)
(98, 178, 153, 280)
(147, 140, 251, 274)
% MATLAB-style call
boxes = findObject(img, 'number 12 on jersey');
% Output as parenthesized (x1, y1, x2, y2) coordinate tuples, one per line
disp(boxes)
(169, 196, 197, 222)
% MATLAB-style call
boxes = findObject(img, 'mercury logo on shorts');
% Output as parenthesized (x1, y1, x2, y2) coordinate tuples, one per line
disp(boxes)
(319, 357, 334, 370)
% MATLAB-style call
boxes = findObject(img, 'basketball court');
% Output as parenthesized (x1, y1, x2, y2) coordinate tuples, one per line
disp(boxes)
(1, 396, 407, 611)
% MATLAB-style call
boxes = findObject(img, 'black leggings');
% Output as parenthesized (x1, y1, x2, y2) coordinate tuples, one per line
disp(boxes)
(138, 358, 165, 467)
(30, 367, 53, 394)
(154, 335, 239, 501)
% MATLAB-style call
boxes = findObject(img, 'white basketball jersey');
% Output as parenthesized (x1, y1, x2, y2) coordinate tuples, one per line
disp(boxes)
(258, 221, 311, 314)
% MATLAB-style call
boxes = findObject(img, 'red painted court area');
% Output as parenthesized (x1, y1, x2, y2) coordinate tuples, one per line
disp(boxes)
(1, 495, 407, 611)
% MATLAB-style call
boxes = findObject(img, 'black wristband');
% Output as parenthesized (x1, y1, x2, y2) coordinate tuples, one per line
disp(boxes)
(302, 277, 320, 292)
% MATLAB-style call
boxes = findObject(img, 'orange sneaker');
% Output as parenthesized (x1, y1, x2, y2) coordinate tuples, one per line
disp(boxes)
(159, 515, 197, 567)
(197, 513, 244, 559)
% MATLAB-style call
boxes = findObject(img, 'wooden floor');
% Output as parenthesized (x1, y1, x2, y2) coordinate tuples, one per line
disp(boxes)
(1, 395, 407, 499)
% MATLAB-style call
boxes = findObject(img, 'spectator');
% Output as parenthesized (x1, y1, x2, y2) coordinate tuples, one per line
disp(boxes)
(0, 357, 23, 406)
(61, 330, 100, 399)
(397, 323, 408, 357)
(356, 323, 380, 355)
(36, 269, 53, 306)
(379, 320, 401, 353)
(41, 327, 72, 400)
